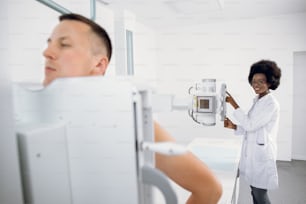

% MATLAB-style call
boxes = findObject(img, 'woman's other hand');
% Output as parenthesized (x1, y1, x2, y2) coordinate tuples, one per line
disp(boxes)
(224, 117, 237, 130)
(225, 91, 239, 109)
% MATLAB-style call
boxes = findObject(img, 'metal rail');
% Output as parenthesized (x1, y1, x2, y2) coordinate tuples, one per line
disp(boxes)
(36, 0, 96, 20)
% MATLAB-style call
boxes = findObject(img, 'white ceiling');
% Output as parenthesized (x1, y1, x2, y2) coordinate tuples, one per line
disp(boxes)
(100, 0, 306, 28)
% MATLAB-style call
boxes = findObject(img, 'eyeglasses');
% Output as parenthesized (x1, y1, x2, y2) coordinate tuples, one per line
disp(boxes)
(251, 79, 267, 86)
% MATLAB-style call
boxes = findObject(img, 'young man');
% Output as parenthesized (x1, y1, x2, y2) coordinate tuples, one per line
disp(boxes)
(43, 13, 222, 204)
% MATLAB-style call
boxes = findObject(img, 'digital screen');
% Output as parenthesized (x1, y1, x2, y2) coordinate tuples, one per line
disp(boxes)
(199, 99, 210, 109)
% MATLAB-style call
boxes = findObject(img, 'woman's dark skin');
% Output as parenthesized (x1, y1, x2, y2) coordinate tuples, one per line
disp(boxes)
(224, 73, 271, 130)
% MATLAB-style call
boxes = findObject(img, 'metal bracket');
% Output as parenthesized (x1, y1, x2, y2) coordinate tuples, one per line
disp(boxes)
(36, 0, 96, 20)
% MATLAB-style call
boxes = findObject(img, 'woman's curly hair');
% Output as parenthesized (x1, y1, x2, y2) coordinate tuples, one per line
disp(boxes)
(248, 60, 282, 90)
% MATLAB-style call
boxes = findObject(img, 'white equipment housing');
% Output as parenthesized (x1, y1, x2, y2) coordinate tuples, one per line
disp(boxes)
(153, 79, 227, 126)
(14, 77, 178, 204)
(188, 79, 227, 126)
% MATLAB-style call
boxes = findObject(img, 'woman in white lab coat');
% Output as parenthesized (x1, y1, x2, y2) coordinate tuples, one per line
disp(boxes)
(224, 60, 281, 204)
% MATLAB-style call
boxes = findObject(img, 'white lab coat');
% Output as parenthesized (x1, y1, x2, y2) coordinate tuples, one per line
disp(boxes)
(234, 93, 279, 189)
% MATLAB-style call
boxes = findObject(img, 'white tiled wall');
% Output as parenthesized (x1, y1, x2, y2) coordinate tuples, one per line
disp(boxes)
(133, 22, 158, 87)
(8, 0, 115, 83)
(7, 1, 306, 164)
(149, 13, 306, 161)
(4, 1, 306, 204)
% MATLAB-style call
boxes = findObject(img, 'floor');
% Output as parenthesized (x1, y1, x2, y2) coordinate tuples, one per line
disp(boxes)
(238, 160, 306, 204)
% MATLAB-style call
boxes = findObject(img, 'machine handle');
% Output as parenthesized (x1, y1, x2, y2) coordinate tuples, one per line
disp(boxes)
(141, 165, 177, 204)
(142, 142, 187, 155)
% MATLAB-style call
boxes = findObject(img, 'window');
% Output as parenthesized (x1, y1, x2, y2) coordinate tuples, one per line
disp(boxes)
(126, 30, 134, 75)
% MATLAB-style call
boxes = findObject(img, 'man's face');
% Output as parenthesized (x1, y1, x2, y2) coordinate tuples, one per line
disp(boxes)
(43, 20, 107, 86)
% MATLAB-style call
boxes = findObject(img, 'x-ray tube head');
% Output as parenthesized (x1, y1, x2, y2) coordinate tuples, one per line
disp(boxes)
(188, 79, 227, 126)
(199, 98, 210, 109)
(197, 96, 215, 113)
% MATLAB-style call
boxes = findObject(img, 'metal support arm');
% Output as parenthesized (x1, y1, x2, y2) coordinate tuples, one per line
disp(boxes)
(36, 0, 96, 20)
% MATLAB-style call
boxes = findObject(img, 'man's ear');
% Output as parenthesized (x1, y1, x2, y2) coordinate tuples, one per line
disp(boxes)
(91, 56, 109, 76)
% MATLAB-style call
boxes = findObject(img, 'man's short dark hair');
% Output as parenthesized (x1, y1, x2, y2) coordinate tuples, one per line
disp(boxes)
(59, 13, 112, 61)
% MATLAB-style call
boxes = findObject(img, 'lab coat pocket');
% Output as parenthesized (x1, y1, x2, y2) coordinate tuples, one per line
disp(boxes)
(255, 144, 272, 162)
(256, 128, 266, 145)
(256, 134, 265, 145)
(255, 143, 274, 163)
